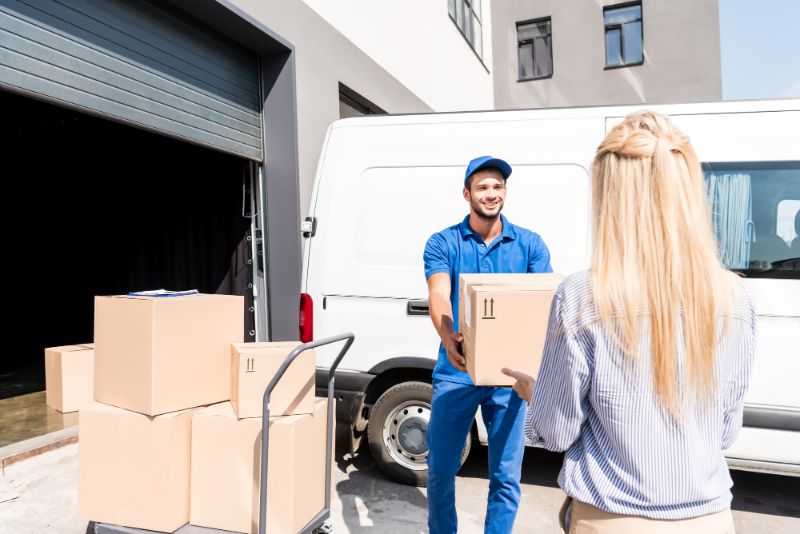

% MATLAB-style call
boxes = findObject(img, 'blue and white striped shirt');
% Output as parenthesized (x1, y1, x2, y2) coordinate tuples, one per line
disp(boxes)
(525, 271, 757, 519)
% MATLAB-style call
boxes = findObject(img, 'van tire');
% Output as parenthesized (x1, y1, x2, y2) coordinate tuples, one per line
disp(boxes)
(367, 380, 471, 487)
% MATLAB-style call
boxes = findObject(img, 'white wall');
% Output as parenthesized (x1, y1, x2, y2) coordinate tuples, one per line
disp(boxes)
(300, 0, 495, 111)
(229, 0, 434, 217)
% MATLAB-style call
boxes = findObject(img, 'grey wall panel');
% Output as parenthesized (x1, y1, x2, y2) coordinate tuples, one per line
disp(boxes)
(0, 0, 262, 160)
(261, 50, 300, 341)
(491, 0, 722, 109)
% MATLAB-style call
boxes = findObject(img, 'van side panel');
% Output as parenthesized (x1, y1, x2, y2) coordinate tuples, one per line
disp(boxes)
(306, 117, 599, 371)
(305, 102, 800, 474)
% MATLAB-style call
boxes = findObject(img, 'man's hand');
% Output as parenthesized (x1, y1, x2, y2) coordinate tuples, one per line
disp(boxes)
(501, 368, 535, 403)
(445, 332, 466, 371)
(427, 273, 469, 372)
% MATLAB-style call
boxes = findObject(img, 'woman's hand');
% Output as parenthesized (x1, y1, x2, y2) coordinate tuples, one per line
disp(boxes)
(501, 368, 536, 403)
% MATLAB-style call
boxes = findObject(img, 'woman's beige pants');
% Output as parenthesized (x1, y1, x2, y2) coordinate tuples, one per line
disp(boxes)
(558, 497, 735, 534)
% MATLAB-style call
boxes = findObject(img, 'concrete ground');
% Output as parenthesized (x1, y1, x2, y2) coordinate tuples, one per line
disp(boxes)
(1, 441, 798, 533)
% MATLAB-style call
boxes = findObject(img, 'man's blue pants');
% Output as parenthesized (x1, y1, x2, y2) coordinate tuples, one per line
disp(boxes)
(426, 378, 526, 534)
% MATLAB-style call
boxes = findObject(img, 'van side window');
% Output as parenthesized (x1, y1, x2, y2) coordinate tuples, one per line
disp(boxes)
(704, 161, 800, 279)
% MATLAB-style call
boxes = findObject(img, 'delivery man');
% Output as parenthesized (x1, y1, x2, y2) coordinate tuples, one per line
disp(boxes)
(423, 155, 553, 533)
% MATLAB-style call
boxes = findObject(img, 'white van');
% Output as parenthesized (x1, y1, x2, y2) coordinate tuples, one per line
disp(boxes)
(301, 99, 800, 485)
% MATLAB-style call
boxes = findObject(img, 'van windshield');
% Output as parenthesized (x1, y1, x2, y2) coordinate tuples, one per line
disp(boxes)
(704, 161, 800, 279)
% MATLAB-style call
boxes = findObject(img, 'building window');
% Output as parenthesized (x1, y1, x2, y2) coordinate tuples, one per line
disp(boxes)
(339, 83, 385, 119)
(517, 18, 553, 81)
(604, 3, 643, 68)
(448, 0, 483, 58)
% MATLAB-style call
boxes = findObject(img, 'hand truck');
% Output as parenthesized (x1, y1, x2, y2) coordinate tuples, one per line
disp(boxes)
(90, 332, 355, 534)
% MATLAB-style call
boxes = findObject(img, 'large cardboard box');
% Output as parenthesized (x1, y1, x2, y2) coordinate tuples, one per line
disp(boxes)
(44, 344, 94, 412)
(94, 293, 243, 415)
(458, 273, 564, 386)
(190, 401, 329, 533)
(78, 402, 193, 532)
(231, 342, 315, 418)
(292, 398, 330, 532)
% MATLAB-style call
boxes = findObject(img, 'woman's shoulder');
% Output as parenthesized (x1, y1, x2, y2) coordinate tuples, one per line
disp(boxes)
(555, 271, 597, 325)
(719, 270, 757, 323)
(557, 271, 592, 299)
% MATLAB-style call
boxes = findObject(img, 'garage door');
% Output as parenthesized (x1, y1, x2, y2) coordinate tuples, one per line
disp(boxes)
(0, 0, 262, 160)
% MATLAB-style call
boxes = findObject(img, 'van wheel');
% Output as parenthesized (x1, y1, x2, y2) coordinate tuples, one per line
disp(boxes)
(367, 381, 471, 487)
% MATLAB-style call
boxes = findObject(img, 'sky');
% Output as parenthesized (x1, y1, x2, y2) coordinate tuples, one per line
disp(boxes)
(719, 0, 800, 100)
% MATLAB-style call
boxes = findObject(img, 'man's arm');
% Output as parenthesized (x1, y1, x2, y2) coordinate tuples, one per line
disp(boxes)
(427, 273, 466, 371)
(528, 235, 553, 273)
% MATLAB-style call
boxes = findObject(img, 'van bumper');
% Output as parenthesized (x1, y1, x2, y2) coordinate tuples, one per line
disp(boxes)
(316, 369, 374, 455)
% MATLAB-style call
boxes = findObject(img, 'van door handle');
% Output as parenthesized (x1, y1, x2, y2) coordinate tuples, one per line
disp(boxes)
(407, 299, 429, 316)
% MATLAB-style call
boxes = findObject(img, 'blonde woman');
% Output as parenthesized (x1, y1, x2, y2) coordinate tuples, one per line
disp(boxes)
(503, 111, 756, 533)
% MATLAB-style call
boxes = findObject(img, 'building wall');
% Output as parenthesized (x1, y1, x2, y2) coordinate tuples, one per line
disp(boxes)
(492, 0, 722, 109)
(300, 0, 495, 112)
(230, 0, 434, 217)
(228, 0, 723, 214)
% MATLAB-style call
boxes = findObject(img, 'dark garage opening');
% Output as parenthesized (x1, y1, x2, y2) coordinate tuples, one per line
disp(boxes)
(0, 90, 255, 400)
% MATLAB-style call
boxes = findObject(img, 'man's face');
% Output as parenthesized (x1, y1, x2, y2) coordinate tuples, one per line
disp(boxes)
(463, 169, 506, 221)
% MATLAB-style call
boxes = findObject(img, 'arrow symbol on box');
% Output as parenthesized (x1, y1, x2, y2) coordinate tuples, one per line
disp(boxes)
(482, 298, 495, 319)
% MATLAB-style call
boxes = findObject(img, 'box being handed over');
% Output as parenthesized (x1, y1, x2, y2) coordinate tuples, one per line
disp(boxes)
(458, 273, 563, 386)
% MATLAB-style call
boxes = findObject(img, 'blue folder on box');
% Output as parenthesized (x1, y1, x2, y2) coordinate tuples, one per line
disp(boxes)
(126, 289, 199, 297)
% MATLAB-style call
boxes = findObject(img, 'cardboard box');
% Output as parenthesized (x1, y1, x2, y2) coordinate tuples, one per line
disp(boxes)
(292, 398, 330, 532)
(191, 401, 329, 533)
(231, 342, 315, 419)
(78, 402, 193, 532)
(94, 293, 243, 416)
(459, 273, 564, 386)
(44, 344, 94, 413)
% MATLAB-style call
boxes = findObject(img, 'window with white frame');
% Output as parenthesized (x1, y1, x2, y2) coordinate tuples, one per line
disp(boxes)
(448, 0, 483, 58)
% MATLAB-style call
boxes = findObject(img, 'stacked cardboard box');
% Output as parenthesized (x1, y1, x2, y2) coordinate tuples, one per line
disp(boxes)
(78, 293, 243, 532)
(78, 402, 194, 531)
(189, 398, 329, 533)
(92, 294, 243, 415)
(75, 292, 331, 534)
(189, 342, 326, 533)
(230, 342, 315, 419)
(459, 273, 564, 386)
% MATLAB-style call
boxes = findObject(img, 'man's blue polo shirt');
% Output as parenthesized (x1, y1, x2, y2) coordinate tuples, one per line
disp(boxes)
(423, 214, 553, 384)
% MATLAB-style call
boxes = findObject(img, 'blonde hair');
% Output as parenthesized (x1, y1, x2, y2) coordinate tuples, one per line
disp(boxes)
(591, 111, 731, 417)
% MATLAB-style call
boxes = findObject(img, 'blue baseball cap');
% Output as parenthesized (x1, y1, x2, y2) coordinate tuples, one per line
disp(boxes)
(464, 155, 512, 186)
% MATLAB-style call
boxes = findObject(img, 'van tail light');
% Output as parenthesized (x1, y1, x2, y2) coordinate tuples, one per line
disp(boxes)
(299, 293, 313, 343)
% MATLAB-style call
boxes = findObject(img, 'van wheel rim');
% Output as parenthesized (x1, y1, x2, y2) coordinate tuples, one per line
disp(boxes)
(383, 401, 430, 471)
